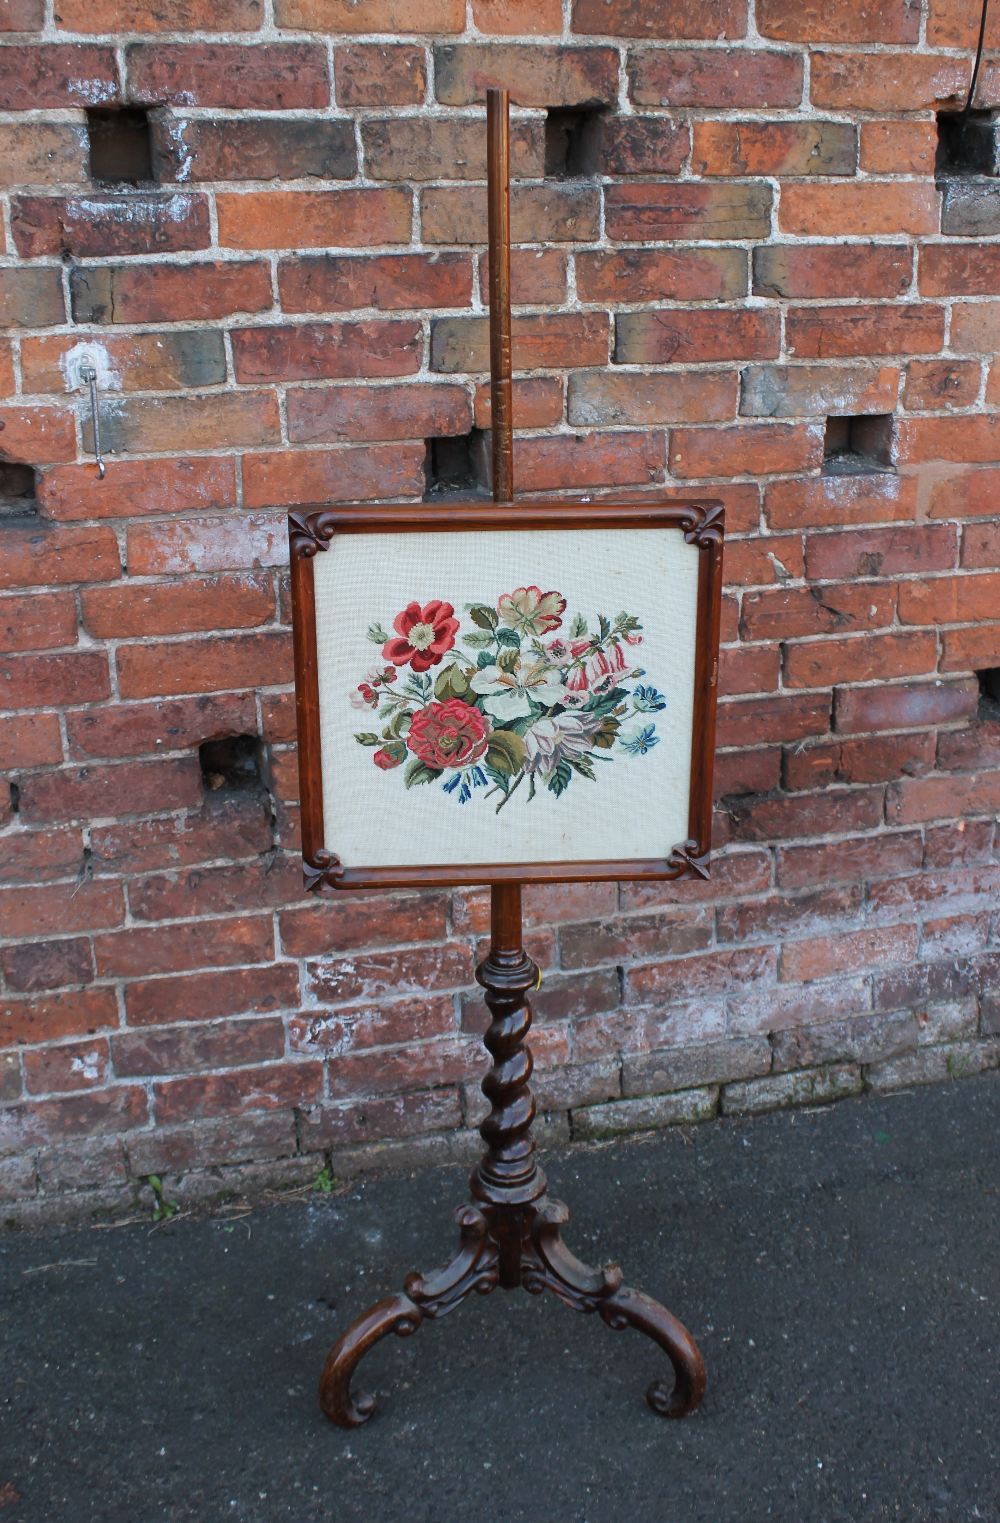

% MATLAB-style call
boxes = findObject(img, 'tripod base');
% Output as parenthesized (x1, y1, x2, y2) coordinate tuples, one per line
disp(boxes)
(319, 1192, 706, 1427)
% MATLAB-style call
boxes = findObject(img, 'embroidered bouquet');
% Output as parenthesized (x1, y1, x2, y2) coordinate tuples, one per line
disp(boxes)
(352, 587, 666, 810)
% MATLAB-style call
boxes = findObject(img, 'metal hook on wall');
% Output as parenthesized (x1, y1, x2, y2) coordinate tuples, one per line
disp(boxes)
(80, 364, 105, 480)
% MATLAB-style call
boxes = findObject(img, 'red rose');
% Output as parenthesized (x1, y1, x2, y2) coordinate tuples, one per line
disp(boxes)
(373, 746, 403, 770)
(407, 700, 489, 770)
(383, 600, 459, 673)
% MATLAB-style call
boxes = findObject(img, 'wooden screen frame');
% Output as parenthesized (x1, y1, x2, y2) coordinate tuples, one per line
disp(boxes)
(288, 498, 724, 892)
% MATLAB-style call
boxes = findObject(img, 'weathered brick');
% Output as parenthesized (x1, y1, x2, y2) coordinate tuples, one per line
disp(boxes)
(125, 964, 298, 1028)
(433, 44, 618, 107)
(510, 431, 664, 493)
(573, 0, 745, 36)
(0, 268, 65, 329)
(154, 116, 356, 182)
(835, 678, 979, 735)
(18, 757, 202, 826)
(741, 582, 897, 643)
(125, 511, 286, 576)
(153, 1060, 322, 1123)
(866, 1041, 1000, 1092)
(726, 787, 884, 842)
(95, 915, 273, 980)
(127, 43, 328, 109)
(278, 0, 462, 27)
(113, 1018, 285, 1078)
(559, 908, 713, 969)
(432, 313, 608, 373)
(960, 521, 1000, 568)
(787, 304, 945, 359)
(242, 443, 425, 508)
(335, 44, 426, 106)
(58, 0, 262, 26)
(860, 120, 937, 176)
(129, 857, 297, 924)
(89, 796, 272, 875)
(279, 252, 470, 314)
(287, 382, 470, 445)
(0, 591, 77, 654)
(887, 772, 1000, 825)
(0, 0, 44, 27)
(615, 309, 779, 365)
(758, 0, 919, 42)
(940, 179, 1000, 238)
(721, 1064, 862, 1115)
(70, 260, 272, 324)
(66, 693, 256, 763)
(422, 183, 598, 245)
(693, 120, 856, 177)
(937, 716, 1000, 773)
(80, 573, 274, 641)
(586, 117, 690, 176)
(363, 117, 542, 181)
(626, 945, 776, 1006)
(898, 571, 1000, 626)
(903, 359, 981, 412)
(38, 458, 237, 524)
(217, 187, 410, 250)
(0, 1087, 148, 1155)
(0, 46, 118, 110)
(22, 332, 226, 396)
(0, 650, 109, 710)
(722, 533, 804, 585)
(567, 370, 736, 427)
(11, 193, 211, 260)
(572, 1087, 718, 1137)
(0, 880, 123, 940)
(671, 422, 822, 479)
(941, 623, 1000, 672)
(306, 943, 472, 1005)
(0, 406, 76, 466)
(474, 376, 564, 430)
(624, 1036, 769, 1097)
(765, 473, 919, 530)
(754, 242, 912, 300)
(0, 123, 88, 188)
(0, 937, 93, 995)
(605, 182, 771, 241)
(0, 714, 64, 769)
(0, 988, 116, 1050)
(782, 925, 918, 983)
(232, 320, 421, 384)
(716, 693, 830, 749)
(810, 51, 968, 112)
(116, 631, 291, 700)
(290, 994, 455, 1056)
(478, 248, 567, 305)
(785, 631, 937, 689)
(784, 730, 934, 790)
(806, 524, 957, 580)
(775, 831, 923, 891)
(23, 1037, 110, 1096)
(628, 47, 802, 109)
(576, 247, 747, 304)
(300, 1089, 462, 1150)
(740, 363, 899, 419)
(95, 391, 280, 455)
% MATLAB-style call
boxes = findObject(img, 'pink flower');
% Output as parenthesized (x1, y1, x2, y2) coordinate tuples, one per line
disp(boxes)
(350, 679, 379, 710)
(407, 700, 489, 770)
(624, 631, 643, 646)
(498, 586, 566, 637)
(383, 600, 459, 673)
(373, 746, 403, 770)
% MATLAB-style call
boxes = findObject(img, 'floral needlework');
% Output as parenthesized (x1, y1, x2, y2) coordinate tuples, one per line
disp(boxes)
(352, 588, 667, 811)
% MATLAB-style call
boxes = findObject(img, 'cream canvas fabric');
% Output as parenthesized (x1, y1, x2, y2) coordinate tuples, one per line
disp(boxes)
(312, 527, 699, 867)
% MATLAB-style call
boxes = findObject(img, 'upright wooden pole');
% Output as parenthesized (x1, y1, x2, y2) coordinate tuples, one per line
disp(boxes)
(486, 87, 514, 507)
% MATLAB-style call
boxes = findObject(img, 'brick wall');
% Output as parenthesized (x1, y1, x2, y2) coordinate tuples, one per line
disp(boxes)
(2, 0, 999, 1223)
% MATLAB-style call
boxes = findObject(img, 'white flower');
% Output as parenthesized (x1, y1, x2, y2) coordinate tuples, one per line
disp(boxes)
(522, 713, 603, 780)
(470, 658, 565, 722)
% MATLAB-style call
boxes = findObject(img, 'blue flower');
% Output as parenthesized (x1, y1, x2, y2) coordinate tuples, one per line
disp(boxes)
(632, 685, 666, 713)
(443, 766, 487, 803)
(620, 724, 659, 756)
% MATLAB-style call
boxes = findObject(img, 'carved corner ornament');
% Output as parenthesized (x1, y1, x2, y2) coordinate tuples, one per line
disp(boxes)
(680, 502, 725, 549)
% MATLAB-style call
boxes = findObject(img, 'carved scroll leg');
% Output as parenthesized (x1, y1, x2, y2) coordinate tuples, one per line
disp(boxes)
(600, 1286, 707, 1419)
(319, 1206, 499, 1428)
(319, 1292, 423, 1429)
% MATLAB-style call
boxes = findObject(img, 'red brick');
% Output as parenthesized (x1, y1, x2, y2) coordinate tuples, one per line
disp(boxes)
(723, 534, 804, 585)
(941, 623, 1000, 672)
(96, 392, 280, 455)
(753, 243, 912, 301)
(125, 511, 285, 577)
(784, 730, 935, 790)
(785, 631, 937, 689)
(693, 119, 856, 177)
(782, 924, 918, 983)
(0, 46, 118, 110)
(567, 370, 736, 427)
(0, 123, 87, 188)
(90, 800, 269, 875)
(66, 693, 257, 762)
(984, 363, 1000, 407)
(217, 188, 410, 250)
(38, 458, 237, 525)
(116, 631, 291, 700)
(432, 313, 609, 373)
(759, 0, 918, 42)
(920, 244, 1000, 298)
(718, 883, 864, 945)
(0, 591, 76, 654)
(153, 1060, 322, 1123)
(18, 758, 202, 825)
(615, 309, 780, 365)
(573, 0, 746, 35)
(475, 376, 564, 430)
(559, 907, 713, 970)
(325, 1036, 479, 1098)
(114, 1017, 285, 1078)
(154, 116, 356, 183)
(0, 268, 65, 328)
(279, 252, 470, 315)
(740, 362, 899, 419)
(949, 303, 1000, 356)
(126, 1111, 294, 1174)
(232, 320, 421, 384)
(671, 422, 822, 479)
(126, 964, 298, 1028)
(0, 0, 44, 27)
(0, 1087, 148, 1153)
(0, 651, 109, 711)
(64, 0, 262, 23)
(127, 43, 328, 109)
(938, 716, 1000, 773)
(510, 431, 664, 493)
(287, 382, 468, 445)
(628, 47, 802, 108)
(422, 183, 598, 245)
(718, 645, 780, 697)
(606, 183, 771, 241)
(786, 304, 944, 359)
(81, 573, 274, 640)
(859, 120, 937, 175)
(478, 249, 567, 307)
(305, 942, 472, 1005)
(129, 857, 299, 923)
(776, 830, 923, 890)
(625, 945, 776, 1005)
(713, 746, 782, 799)
(290, 994, 456, 1055)
(585, 117, 690, 177)
(299, 1088, 461, 1149)
(805, 524, 957, 580)
(0, 988, 116, 1049)
(334, 44, 426, 106)
(22, 331, 226, 396)
(70, 260, 272, 325)
(363, 116, 543, 181)
(0, 880, 123, 940)
(810, 52, 969, 112)
(741, 582, 897, 642)
(765, 473, 919, 530)
(278, 0, 462, 26)
(279, 891, 447, 958)
(577, 247, 747, 304)
(928, 0, 1000, 46)
(0, 405, 76, 466)
(0, 714, 63, 769)
(95, 914, 273, 979)
(11, 193, 210, 260)
(961, 521, 1000, 567)
(898, 572, 1000, 626)
(243, 443, 425, 509)
(903, 360, 981, 412)
(23, 1038, 110, 1096)
(0, 827, 82, 886)
(433, 43, 618, 107)
(887, 773, 1000, 825)
(835, 678, 979, 735)
(727, 787, 884, 841)
(0, 937, 93, 994)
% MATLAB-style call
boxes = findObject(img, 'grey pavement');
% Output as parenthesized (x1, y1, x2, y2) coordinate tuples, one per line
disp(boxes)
(1, 1074, 998, 1523)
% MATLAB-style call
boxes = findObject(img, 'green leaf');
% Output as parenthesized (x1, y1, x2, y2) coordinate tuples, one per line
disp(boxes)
(497, 645, 520, 674)
(485, 729, 526, 777)
(367, 622, 389, 645)
(592, 716, 620, 750)
(495, 627, 521, 649)
(386, 710, 412, 738)
(404, 758, 441, 788)
(354, 732, 380, 746)
(468, 604, 498, 631)
(477, 650, 494, 669)
(547, 759, 573, 798)
(598, 613, 611, 642)
(584, 686, 628, 719)
(464, 630, 495, 650)
(484, 765, 509, 793)
(569, 612, 588, 638)
(570, 753, 596, 780)
(434, 663, 471, 701)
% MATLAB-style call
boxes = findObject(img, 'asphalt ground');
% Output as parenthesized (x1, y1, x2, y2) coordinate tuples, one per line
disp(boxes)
(1, 1073, 998, 1523)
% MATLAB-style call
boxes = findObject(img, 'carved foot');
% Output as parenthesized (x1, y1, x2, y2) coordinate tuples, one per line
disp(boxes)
(319, 1205, 498, 1428)
(522, 1197, 706, 1419)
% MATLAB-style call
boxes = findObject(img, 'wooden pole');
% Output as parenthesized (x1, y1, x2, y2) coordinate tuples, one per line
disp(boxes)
(486, 87, 514, 507)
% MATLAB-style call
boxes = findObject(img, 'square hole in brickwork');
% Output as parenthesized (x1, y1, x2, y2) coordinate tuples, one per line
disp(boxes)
(544, 106, 605, 178)
(823, 415, 894, 476)
(0, 462, 38, 520)
(424, 430, 489, 500)
(199, 734, 265, 796)
(936, 109, 1000, 176)
(977, 668, 1000, 714)
(87, 108, 153, 185)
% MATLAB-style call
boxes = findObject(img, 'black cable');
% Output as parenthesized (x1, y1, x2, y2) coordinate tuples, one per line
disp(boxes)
(961, 0, 990, 119)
